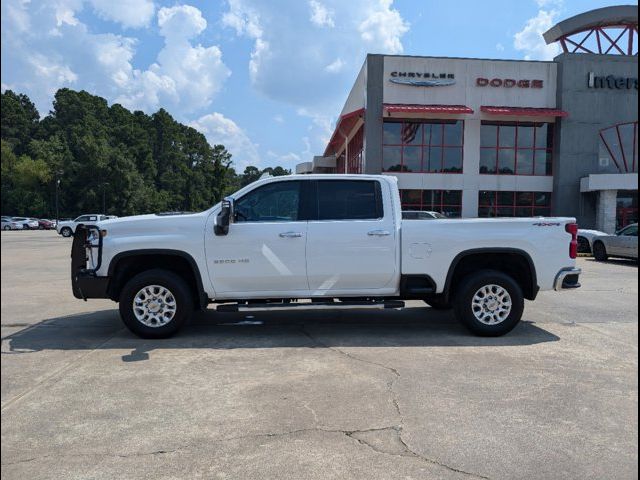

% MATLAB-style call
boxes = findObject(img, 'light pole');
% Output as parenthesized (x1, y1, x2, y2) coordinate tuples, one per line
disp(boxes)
(55, 177, 61, 224)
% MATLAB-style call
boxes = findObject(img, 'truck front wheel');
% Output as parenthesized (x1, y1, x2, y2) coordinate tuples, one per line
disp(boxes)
(119, 269, 194, 338)
(453, 270, 524, 337)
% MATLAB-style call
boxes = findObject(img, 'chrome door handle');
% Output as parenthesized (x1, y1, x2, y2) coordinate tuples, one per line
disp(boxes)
(279, 231, 303, 238)
(368, 230, 391, 236)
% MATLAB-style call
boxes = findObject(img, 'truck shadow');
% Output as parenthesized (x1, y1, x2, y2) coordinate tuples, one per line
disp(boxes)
(2, 305, 560, 362)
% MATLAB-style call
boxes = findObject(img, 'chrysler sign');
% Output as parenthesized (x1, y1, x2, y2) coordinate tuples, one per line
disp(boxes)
(390, 71, 456, 87)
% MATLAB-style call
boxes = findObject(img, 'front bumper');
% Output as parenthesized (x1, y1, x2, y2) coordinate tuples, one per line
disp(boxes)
(554, 267, 582, 291)
(71, 224, 110, 300)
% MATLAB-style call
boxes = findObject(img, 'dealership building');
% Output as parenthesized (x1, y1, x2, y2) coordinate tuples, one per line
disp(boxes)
(296, 5, 638, 232)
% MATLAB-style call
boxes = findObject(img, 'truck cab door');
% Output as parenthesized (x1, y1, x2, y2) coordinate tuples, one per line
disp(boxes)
(305, 179, 398, 295)
(205, 180, 310, 297)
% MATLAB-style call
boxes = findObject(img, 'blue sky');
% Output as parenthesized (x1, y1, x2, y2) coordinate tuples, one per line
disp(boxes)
(1, 0, 635, 172)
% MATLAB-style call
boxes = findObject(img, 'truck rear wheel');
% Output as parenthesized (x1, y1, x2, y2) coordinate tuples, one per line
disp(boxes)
(119, 269, 193, 338)
(453, 270, 524, 337)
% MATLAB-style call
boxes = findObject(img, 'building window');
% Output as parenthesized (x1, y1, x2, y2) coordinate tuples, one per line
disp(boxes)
(480, 122, 553, 176)
(599, 122, 638, 174)
(383, 120, 464, 173)
(347, 126, 364, 174)
(400, 189, 462, 217)
(617, 190, 638, 229)
(478, 191, 551, 217)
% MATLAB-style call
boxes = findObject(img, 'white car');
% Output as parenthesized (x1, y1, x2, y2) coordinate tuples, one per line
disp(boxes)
(577, 228, 608, 254)
(56, 214, 108, 237)
(1, 217, 24, 230)
(70, 174, 581, 339)
(11, 217, 39, 230)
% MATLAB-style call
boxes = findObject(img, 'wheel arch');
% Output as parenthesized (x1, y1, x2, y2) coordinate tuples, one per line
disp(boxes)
(107, 249, 208, 309)
(443, 248, 538, 302)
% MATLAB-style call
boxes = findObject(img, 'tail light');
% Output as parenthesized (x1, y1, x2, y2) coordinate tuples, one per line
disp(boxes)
(566, 223, 578, 259)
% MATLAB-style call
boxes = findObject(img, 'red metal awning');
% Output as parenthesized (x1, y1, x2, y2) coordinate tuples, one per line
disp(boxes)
(384, 104, 474, 115)
(480, 106, 569, 117)
(324, 108, 365, 156)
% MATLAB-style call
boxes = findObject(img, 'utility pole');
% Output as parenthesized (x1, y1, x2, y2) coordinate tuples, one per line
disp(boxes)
(55, 178, 61, 224)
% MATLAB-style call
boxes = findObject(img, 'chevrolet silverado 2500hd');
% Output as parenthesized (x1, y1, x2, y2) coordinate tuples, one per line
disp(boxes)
(71, 175, 581, 338)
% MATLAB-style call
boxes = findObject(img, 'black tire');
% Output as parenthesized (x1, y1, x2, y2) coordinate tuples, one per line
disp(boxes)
(60, 227, 72, 237)
(453, 270, 524, 337)
(3, 225, 10, 231)
(593, 241, 608, 262)
(577, 236, 591, 254)
(118, 269, 194, 338)
(23, 224, 30, 230)
(424, 297, 452, 310)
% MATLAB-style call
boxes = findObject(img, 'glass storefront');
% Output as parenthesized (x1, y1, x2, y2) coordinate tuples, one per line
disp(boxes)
(383, 120, 464, 173)
(616, 190, 638, 229)
(400, 189, 462, 217)
(480, 122, 553, 176)
(478, 191, 552, 217)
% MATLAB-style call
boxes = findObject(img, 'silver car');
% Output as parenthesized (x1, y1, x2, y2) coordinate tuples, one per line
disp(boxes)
(11, 217, 39, 230)
(592, 223, 638, 261)
(1, 217, 24, 231)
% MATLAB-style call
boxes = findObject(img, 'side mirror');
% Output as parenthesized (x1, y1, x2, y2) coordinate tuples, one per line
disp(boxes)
(214, 197, 233, 236)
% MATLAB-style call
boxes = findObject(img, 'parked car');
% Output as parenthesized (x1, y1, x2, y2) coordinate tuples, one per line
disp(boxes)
(402, 210, 448, 220)
(592, 223, 638, 261)
(1, 217, 24, 230)
(71, 174, 582, 339)
(577, 228, 608, 254)
(38, 219, 56, 230)
(56, 214, 108, 237)
(11, 217, 39, 229)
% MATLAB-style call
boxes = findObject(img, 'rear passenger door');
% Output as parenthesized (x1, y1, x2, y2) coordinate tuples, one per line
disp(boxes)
(306, 179, 398, 294)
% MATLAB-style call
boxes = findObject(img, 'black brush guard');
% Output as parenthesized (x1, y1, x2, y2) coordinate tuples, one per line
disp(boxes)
(71, 224, 109, 300)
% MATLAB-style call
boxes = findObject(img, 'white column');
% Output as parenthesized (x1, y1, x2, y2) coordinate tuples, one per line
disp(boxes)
(461, 118, 481, 218)
(596, 190, 618, 234)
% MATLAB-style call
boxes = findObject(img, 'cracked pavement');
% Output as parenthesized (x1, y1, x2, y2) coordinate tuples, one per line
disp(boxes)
(1, 231, 638, 479)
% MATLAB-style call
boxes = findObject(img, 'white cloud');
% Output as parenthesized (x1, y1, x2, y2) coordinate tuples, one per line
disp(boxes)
(190, 113, 261, 170)
(496, 43, 505, 52)
(357, 0, 408, 54)
(1, 1, 231, 118)
(89, 0, 155, 29)
(157, 5, 206, 39)
(325, 57, 345, 73)
(222, 0, 408, 157)
(273, 114, 284, 123)
(222, 0, 409, 112)
(309, 0, 335, 28)
(514, 8, 561, 60)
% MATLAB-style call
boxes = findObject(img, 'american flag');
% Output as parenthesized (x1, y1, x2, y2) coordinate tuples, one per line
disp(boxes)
(401, 123, 420, 144)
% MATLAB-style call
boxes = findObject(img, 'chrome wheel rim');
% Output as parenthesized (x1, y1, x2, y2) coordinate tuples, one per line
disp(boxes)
(471, 284, 512, 325)
(133, 285, 177, 327)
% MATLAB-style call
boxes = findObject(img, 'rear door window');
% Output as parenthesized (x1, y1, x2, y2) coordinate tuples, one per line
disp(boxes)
(316, 180, 383, 220)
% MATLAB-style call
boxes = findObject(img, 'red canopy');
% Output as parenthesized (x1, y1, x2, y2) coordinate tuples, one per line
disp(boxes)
(481, 106, 569, 117)
(324, 108, 365, 156)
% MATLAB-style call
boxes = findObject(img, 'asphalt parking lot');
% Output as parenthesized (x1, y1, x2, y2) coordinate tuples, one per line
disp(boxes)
(1, 230, 638, 480)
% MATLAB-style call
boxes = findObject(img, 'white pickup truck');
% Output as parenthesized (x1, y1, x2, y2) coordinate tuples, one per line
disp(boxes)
(71, 175, 581, 338)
